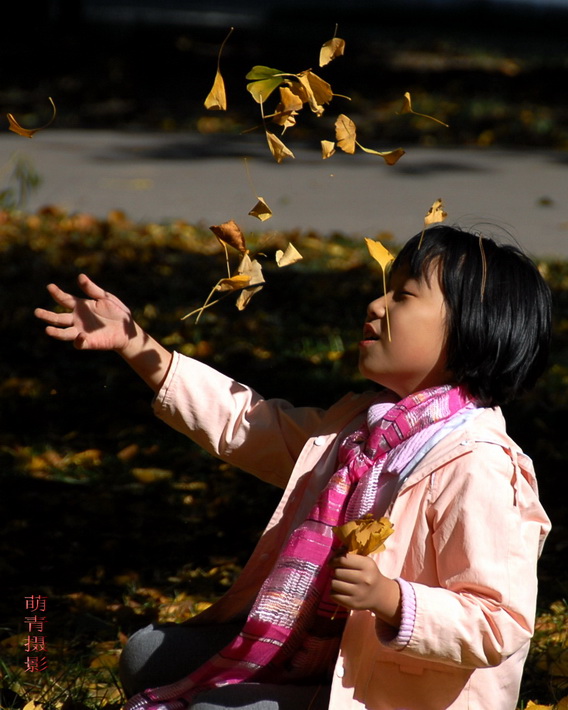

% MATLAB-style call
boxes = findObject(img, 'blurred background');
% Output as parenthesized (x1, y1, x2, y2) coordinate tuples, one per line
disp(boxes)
(2, 0, 568, 143)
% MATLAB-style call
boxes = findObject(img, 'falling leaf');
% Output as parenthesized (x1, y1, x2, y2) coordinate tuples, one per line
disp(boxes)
(204, 27, 233, 111)
(296, 70, 333, 116)
(248, 197, 273, 221)
(7, 97, 57, 138)
(335, 114, 404, 165)
(358, 144, 406, 166)
(266, 130, 295, 163)
(319, 36, 346, 67)
(335, 114, 357, 154)
(424, 198, 447, 226)
(236, 253, 264, 310)
(246, 65, 287, 103)
(210, 219, 247, 254)
(333, 514, 394, 555)
(399, 91, 449, 128)
(321, 140, 336, 159)
(365, 238, 394, 341)
(272, 86, 304, 132)
(419, 199, 448, 249)
(215, 274, 251, 292)
(365, 238, 394, 271)
(276, 243, 303, 267)
(204, 70, 227, 111)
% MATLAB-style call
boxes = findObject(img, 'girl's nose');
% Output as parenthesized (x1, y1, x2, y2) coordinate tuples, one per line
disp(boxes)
(367, 294, 387, 320)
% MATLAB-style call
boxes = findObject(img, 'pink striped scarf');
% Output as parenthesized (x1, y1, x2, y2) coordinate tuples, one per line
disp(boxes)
(125, 384, 473, 710)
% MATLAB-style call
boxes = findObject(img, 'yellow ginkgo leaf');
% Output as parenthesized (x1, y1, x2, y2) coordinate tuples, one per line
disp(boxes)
(204, 27, 233, 111)
(276, 243, 303, 267)
(296, 70, 333, 116)
(424, 198, 447, 226)
(204, 69, 227, 111)
(333, 514, 394, 555)
(335, 114, 357, 154)
(248, 197, 273, 221)
(210, 219, 248, 254)
(419, 199, 448, 249)
(399, 91, 449, 128)
(8, 97, 57, 138)
(321, 139, 336, 159)
(271, 86, 304, 132)
(357, 144, 406, 166)
(215, 274, 252, 292)
(365, 238, 394, 341)
(266, 130, 295, 163)
(319, 36, 346, 67)
(365, 238, 394, 271)
(236, 254, 264, 310)
(246, 65, 287, 103)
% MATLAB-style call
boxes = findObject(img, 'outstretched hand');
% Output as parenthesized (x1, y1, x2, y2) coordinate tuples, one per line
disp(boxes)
(34, 274, 136, 352)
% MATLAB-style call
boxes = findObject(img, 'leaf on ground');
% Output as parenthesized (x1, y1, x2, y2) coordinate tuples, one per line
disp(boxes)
(8, 97, 57, 138)
(265, 131, 295, 163)
(321, 140, 336, 159)
(335, 114, 357, 154)
(399, 91, 449, 127)
(131, 467, 173, 483)
(276, 243, 303, 267)
(210, 219, 248, 253)
(248, 197, 273, 221)
(204, 28, 233, 111)
(246, 65, 287, 103)
(319, 36, 346, 67)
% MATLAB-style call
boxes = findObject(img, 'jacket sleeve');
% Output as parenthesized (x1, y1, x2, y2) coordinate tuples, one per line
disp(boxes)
(388, 442, 550, 668)
(152, 352, 327, 487)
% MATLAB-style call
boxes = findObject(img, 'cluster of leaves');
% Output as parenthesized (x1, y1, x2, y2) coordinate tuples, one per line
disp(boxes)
(204, 27, 448, 167)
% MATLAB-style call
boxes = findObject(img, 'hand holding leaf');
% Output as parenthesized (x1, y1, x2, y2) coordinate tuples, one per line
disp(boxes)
(333, 514, 394, 555)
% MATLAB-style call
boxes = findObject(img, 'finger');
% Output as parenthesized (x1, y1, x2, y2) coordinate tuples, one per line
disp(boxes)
(46, 283, 78, 310)
(77, 273, 107, 300)
(333, 568, 363, 585)
(34, 308, 74, 327)
(45, 325, 80, 342)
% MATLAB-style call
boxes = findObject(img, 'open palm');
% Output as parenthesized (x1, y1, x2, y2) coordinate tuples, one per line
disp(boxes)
(34, 274, 136, 351)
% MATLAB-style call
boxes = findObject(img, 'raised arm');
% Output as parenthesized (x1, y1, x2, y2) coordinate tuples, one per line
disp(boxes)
(34, 274, 173, 393)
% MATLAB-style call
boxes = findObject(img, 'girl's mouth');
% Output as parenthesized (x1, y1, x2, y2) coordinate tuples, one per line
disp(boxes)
(363, 324, 380, 341)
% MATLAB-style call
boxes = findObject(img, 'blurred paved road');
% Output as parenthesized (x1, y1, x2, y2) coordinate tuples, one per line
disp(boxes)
(2, 130, 567, 258)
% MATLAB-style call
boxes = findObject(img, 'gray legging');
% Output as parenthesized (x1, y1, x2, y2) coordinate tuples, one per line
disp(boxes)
(119, 622, 331, 710)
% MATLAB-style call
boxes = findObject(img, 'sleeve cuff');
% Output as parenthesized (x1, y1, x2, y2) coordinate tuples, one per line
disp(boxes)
(375, 578, 416, 650)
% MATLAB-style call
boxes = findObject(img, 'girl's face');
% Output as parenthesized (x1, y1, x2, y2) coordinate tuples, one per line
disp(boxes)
(358, 261, 452, 398)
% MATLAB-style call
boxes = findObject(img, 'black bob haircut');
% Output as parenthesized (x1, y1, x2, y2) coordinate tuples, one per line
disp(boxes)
(391, 225, 552, 407)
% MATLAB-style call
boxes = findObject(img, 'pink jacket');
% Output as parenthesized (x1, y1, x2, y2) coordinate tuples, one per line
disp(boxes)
(154, 353, 551, 710)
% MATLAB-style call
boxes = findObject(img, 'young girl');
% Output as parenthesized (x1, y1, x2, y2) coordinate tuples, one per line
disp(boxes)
(34, 226, 551, 710)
